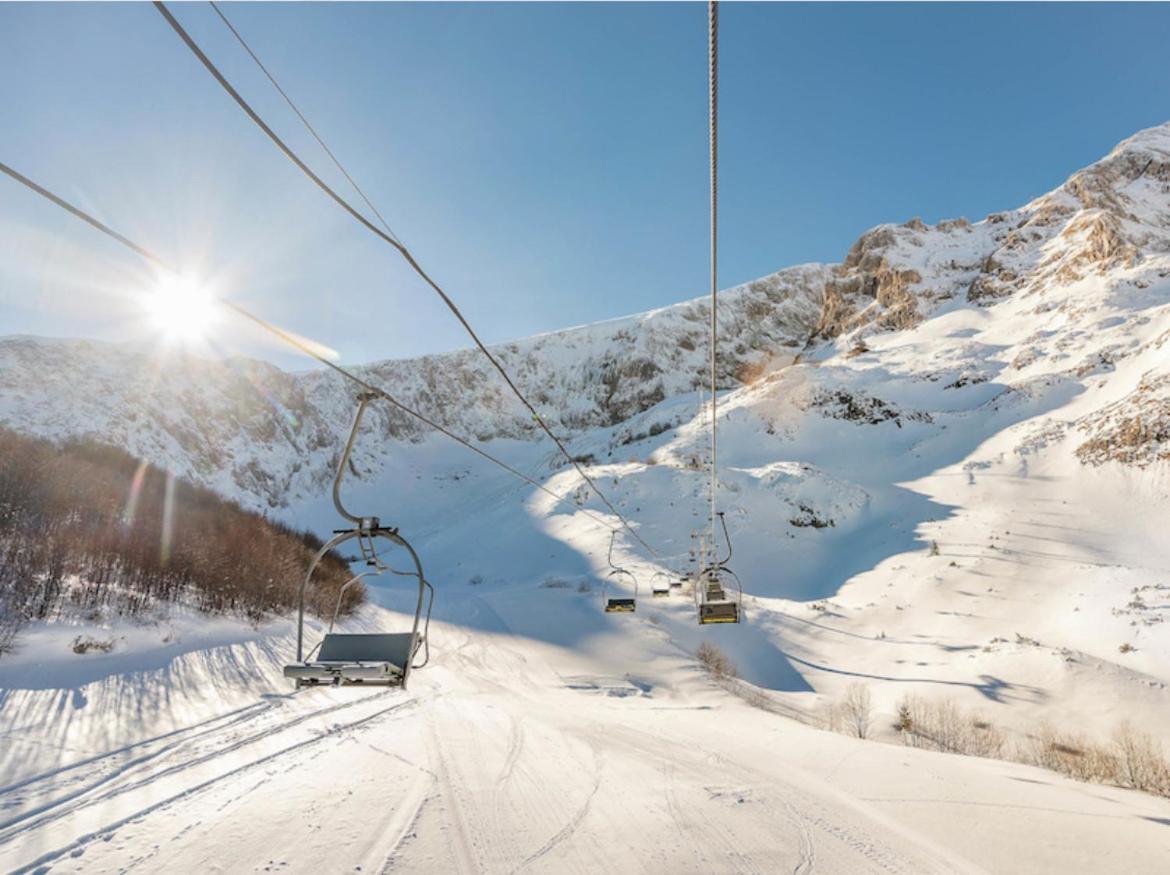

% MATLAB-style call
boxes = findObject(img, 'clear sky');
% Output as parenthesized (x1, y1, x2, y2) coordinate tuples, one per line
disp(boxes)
(2, 2, 1169, 369)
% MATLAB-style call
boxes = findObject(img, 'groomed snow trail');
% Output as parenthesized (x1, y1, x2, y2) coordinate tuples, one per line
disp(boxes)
(3, 606, 1168, 875)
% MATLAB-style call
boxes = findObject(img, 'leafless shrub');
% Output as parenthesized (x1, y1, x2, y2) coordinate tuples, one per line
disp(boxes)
(820, 700, 844, 733)
(697, 641, 736, 680)
(851, 690, 1170, 801)
(1112, 723, 1170, 796)
(540, 577, 572, 589)
(896, 695, 1005, 758)
(1018, 724, 1117, 783)
(842, 683, 873, 739)
(576, 581, 592, 594)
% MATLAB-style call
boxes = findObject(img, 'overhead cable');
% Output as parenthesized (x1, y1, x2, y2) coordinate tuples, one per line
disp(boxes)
(153, 1, 656, 557)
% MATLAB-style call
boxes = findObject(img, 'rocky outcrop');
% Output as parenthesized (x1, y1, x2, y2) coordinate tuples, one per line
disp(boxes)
(1076, 372, 1170, 467)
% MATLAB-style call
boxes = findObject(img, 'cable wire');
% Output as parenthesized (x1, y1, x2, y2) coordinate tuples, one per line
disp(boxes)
(707, 1, 720, 560)
(208, 1, 403, 247)
(0, 158, 635, 542)
(152, 1, 656, 557)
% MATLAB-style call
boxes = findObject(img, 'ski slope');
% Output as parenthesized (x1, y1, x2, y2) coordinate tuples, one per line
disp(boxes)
(3, 591, 1170, 874)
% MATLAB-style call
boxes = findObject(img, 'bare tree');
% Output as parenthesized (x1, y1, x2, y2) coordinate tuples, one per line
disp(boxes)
(843, 682, 873, 739)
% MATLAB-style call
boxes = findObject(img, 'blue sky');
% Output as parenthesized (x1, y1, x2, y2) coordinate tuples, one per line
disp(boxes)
(2, 2, 1169, 369)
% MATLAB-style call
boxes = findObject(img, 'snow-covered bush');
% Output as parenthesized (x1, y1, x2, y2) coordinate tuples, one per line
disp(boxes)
(896, 695, 1005, 758)
(696, 641, 736, 679)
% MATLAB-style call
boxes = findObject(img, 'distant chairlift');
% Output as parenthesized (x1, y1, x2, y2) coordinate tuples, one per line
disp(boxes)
(283, 392, 434, 688)
(696, 512, 742, 625)
(603, 531, 638, 613)
(650, 570, 671, 598)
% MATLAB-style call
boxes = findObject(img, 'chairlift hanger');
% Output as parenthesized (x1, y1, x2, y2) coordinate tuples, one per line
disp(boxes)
(602, 531, 638, 613)
(696, 511, 742, 625)
(649, 570, 672, 598)
(284, 393, 435, 687)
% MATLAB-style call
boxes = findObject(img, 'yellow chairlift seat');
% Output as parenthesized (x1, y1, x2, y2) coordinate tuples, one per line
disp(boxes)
(699, 600, 739, 624)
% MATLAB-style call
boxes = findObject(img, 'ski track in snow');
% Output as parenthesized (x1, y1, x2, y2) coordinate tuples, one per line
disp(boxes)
(2, 692, 420, 873)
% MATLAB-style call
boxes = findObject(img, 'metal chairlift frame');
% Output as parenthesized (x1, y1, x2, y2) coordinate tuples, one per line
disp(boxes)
(284, 393, 434, 688)
(695, 511, 742, 625)
(651, 571, 672, 597)
(602, 531, 638, 613)
(650, 570, 672, 598)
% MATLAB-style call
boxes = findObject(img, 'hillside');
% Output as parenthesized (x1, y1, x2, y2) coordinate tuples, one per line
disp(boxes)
(0, 428, 359, 655)
(1, 123, 1169, 872)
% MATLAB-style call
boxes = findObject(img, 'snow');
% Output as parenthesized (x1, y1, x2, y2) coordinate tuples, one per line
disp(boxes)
(2, 596, 1168, 873)
(3, 124, 1170, 871)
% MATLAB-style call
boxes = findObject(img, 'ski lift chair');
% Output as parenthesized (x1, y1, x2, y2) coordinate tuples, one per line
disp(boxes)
(650, 570, 671, 598)
(697, 567, 741, 624)
(695, 512, 743, 625)
(284, 393, 434, 688)
(602, 531, 638, 613)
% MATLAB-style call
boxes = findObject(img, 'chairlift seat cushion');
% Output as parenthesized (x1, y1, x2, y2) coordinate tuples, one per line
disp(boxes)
(699, 601, 739, 624)
(283, 632, 421, 684)
(605, 598, 636, 613)
(318, 632, 419, 665)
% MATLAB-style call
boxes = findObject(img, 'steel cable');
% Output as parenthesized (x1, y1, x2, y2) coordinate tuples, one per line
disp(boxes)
(153, 1, 656, 557)
(0, 159, 637, 543)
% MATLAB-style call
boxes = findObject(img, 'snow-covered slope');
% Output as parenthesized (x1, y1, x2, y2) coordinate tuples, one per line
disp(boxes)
(3, 124, 1170, 872)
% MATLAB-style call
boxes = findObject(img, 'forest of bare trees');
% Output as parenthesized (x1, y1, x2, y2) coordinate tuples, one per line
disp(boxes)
(0, 428, 362, 654)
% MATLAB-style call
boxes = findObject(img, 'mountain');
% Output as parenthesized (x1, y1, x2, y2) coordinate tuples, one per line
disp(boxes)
(4, 127, 1169, 518)
(0, 262, 829, 511)
(3, 124, 1170, 872)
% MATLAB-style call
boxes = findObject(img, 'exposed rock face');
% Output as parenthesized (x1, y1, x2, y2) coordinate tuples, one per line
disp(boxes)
(820, 223, 931, 336)
(1077, 372, 1170, 467)
(820, 123, 1170, 335)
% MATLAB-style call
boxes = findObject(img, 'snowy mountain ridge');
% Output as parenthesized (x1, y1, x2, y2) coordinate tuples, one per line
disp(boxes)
(0, 262, 829, 510)
(1, 122, 1169, 512)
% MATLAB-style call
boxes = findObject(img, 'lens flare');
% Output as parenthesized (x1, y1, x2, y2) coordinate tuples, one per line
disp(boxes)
(146, 274, 217, 342)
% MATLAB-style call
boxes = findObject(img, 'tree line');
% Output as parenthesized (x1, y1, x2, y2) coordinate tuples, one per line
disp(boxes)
(0, 428, 362, 654)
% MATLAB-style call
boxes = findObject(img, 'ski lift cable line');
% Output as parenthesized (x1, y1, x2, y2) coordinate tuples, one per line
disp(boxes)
(207, 0, 403, 248)
(707, 0, 719, 551)
(0, 159, 637, 542)
(152, 2, 657, 558)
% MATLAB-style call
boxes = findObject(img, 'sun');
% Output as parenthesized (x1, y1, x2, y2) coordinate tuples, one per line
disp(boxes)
(145, 274, 217, 343)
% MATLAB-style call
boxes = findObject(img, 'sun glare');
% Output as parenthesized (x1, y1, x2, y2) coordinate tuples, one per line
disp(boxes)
(146, 274, 217, 343)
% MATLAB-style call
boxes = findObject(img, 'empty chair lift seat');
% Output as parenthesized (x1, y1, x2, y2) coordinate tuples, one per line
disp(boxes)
(284, 632, 422, 685)
(605, 598, 636, 613)
(699, 600, 739, 624)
